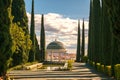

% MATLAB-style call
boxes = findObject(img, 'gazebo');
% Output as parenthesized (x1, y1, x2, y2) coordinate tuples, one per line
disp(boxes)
(46, 40, 67, 61)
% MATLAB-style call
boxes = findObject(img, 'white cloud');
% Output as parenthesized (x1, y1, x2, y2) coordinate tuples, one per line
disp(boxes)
(27, 12, 89, 53)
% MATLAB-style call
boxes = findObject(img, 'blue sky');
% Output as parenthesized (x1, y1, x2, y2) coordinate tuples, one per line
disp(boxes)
(25, 0, 90, 19)
(25, 0, 90, 54)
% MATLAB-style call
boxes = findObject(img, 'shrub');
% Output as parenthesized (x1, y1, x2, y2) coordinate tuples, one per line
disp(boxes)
(115, 64, 120, 80)
(67, 60, 73, 70)
(100, 65, 105, 72)
(82, 56, 88, 63)
(96, 63, 101, 71)
(89, 61, 92, 66)
(105, 66, 111, 76)
(92, 62, 95, 67)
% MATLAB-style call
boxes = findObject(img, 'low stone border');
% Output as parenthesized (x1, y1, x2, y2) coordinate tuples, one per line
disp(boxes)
(25, 63, 43, 70)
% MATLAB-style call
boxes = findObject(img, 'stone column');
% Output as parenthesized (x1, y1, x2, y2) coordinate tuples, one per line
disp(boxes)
(51, 51, 53, 62)
(59, 52, 60, 62)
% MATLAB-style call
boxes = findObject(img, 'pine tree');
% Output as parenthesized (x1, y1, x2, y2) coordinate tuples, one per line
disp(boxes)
(76, 20, 81, 62)
(29, 0, 35, 62)
(40, 14, 46, 62)
(0, 0, 13, 78)
(81, 18, 85, 62)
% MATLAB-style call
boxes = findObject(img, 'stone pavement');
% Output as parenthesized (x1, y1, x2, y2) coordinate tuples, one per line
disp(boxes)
(9, 63, 113, 80)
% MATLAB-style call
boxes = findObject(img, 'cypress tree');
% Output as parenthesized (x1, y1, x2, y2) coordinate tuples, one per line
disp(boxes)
(10, 24, 32, 66)
(104, 0, 120, 76)
(104, 0, 120, 41)
(11, 0, 31, 65)
(76, 20, 81, 62)
(88, 0, 94, 62)
(29, 0, 35, 62)
(0, 0, 13, 78)
(92, 0, 101, 66)
(40, 14, 46, 62)
(12, 0, 28, 33)
(101, 0, 112, 66)
(81, 18, 85, 62)
(35, 35, 41, 61)
(89, 0, 96, 65)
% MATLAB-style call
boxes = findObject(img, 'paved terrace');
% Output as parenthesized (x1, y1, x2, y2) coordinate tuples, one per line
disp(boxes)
(9, 63, 113, 80)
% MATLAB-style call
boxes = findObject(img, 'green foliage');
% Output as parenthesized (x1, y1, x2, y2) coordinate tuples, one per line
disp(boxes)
(103, 0, 120, 42)
(0, 0, 13, 78)
(92, 62, 95, 68)
(88, 0, 101, 65)
(76, 20, 81, 62)
(101, 0, 112, 66)
(81, 19, 85, 62)
(67, 60, 73, 70)
(105, 66, 111, 76)
(82, 56, 88, 63)
(92, 0, 101, 63)
(10, 23, 32, 66)
(102, 0, 120, 76)
(88, 0, 120, 76)
(40, 14, 46, 62)
(35, 36, 40, 61)
(88, 0, 93, 61)
(12, 0, 28, 33)
(115, 64, 120, 80)
(96, 63, 105, 72)
(89, 61, 93, 66)
(96, 63, 101, 71)
(0, 0, 32, 78)
(100, 65, 105, 73)
(11, 0, 31, 66)
(29, 0, 35, 62)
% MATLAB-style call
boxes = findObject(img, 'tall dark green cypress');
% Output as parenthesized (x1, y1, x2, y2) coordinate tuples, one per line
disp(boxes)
(35, 35, 41, 61)
(104, 0, 120, 64)
(40, 14, 46, 62)
(0, 0, 13, 78)
(92, 0, 101, 65)
(76, 20, 81, 62)
(101, 0, 112, 66)
(12, 0, 28, 33)
(88, 0, 94, 62)
(81, 18, 85, 62)
(104, 0, 120, 76)
(29, 0, 35, 62)
(104, 0, 120, 42)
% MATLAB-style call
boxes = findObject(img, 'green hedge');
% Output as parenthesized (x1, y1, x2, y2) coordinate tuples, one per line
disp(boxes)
(96, 63, 105, 73)
(89, 61, 93, 66)
(100, 65, 104, 72)
(96, 63, 101, 71)
(115, 64, 120, 80)
(82, 56, 88, 63)
(92, 62, 95, 67)
(89, 62, 113, 77)
(104, 66, 111, 76)
(67, 60, 73, 70)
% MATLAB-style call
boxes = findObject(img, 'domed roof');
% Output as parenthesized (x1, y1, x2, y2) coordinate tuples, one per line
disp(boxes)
(47, 40, 65, 50)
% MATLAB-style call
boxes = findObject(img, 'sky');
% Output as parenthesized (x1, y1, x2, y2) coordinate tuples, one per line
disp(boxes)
(24, 0, 90, 54)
